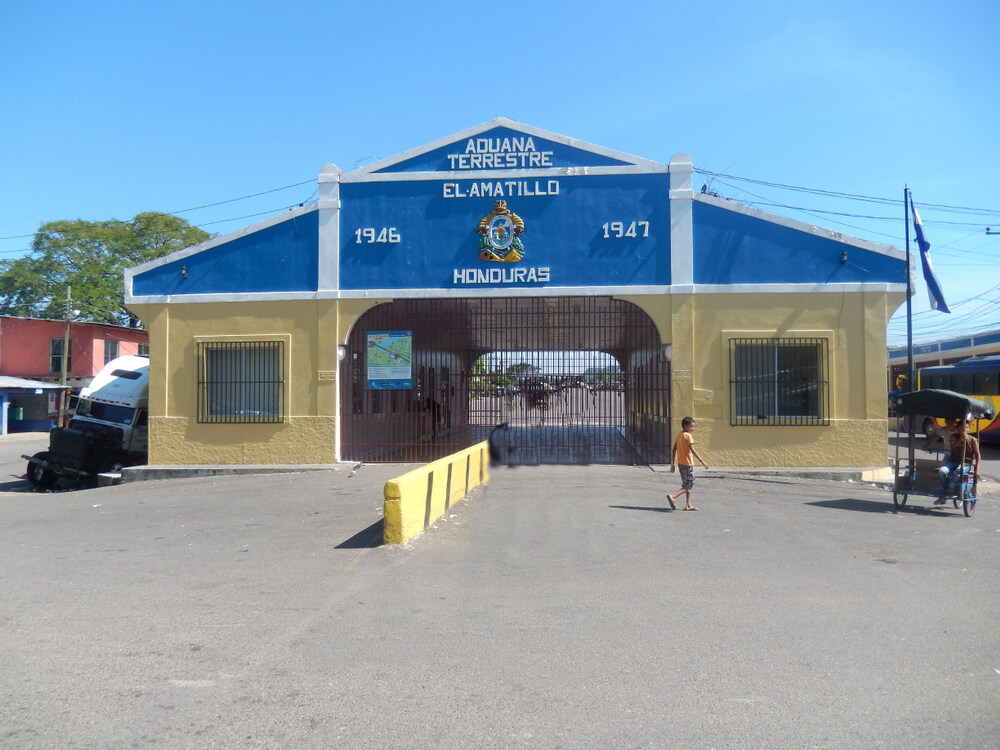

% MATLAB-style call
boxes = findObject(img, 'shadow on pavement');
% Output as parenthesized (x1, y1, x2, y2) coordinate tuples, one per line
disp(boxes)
(335, 519, 384, 548)
(712, 475, 805, 487)
(609, 504, 671, 514)
(807, 498, 961, 516)
(0, 477, 32, 492)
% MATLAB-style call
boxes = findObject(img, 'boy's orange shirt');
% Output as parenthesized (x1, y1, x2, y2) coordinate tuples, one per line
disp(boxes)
(674, 432, 694, 466)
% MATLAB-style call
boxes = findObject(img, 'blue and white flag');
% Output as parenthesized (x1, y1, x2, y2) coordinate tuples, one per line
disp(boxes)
(911, 201, 951, 313)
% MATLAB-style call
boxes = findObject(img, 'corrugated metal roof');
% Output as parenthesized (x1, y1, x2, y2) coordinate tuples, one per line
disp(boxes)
(0, 376, 64, 390)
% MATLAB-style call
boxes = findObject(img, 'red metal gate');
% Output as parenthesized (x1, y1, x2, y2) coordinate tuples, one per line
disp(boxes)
(339, 296, 670, 465)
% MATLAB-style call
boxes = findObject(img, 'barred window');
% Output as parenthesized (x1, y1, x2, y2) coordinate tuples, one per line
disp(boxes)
(730, 338, 829, 426)
(197, 341, 284, 423)
(104, 339, 119, 364)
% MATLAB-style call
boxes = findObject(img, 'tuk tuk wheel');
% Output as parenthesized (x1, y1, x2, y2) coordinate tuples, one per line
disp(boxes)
(953, 496, 963, 509)
(963, 499, 976, 517)
(893, 488, 908, 509)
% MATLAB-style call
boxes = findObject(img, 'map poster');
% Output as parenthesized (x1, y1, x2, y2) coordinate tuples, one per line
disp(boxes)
(366, 330, 413, 389)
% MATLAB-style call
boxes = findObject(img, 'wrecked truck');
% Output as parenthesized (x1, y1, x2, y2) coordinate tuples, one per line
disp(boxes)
(25, 355, 149, 488)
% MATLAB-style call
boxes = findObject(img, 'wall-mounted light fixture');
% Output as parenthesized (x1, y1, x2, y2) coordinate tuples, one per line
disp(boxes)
(181, 265, 188, 278)
(337, 345, 347, 361)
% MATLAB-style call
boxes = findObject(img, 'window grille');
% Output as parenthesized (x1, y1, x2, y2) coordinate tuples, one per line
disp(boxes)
(197, 341, 284, 423)
(104, 339, 119, 364)
(730, 338, 829, 426)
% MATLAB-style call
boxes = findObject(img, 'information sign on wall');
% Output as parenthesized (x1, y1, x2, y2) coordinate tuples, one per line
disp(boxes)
(366, 330, 413, 389)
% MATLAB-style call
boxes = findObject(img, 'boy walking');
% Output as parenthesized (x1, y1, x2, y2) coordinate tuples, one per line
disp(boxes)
(668, 416, 709, 511)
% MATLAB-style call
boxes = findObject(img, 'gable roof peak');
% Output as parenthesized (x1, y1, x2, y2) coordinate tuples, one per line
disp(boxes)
(346, 118, 666, 177)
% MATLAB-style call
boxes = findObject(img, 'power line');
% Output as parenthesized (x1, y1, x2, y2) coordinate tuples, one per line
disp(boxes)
(695, 168, 1000, 217)
(191, 203, 305, 228)
(706, 177, 1000, 242)
(164, 179, 314, 216)
(1, 178, 317, 244)
(705, 178, 905, 242)
(697, 168, 899, 205)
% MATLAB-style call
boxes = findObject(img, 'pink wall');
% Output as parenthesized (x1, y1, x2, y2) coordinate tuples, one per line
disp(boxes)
(0, 317, 149, 380)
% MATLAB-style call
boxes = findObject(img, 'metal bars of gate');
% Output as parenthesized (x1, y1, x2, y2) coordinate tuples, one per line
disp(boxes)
(339, 297, 671, 465)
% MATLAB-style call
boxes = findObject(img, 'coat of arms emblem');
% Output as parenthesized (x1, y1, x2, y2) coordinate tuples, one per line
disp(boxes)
(477, 200, 524, 262)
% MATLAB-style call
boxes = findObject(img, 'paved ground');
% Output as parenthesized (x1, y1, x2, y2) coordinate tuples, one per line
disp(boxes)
(0, 432, 48, 493)
(2, 459, 999, 749)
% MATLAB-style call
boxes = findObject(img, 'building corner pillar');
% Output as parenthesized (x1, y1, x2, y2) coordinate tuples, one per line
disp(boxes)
(668, 153, 697, 434)
(317, 164, 341, 292)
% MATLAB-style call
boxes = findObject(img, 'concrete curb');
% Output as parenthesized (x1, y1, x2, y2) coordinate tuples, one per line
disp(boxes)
(120, 461, 997, 494)
(383, 441, 490, 545)
(648, 464, 897, 485)
(124, 463, 894, 484)
(121, 464, 348, 482)
(650, 465, 998, 495)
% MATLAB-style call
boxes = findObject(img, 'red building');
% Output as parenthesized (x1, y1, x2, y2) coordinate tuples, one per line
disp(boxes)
(0, 317, 149, 431)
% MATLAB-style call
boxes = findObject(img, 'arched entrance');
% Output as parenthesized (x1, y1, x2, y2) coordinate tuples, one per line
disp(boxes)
(339, 296, 670, 465)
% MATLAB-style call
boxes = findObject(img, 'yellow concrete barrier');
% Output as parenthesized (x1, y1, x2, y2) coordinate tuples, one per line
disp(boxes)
(383, 441, 491, 545)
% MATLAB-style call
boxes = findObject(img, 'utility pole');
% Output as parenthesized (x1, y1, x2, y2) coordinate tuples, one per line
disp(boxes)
(58, 286, 72, 428)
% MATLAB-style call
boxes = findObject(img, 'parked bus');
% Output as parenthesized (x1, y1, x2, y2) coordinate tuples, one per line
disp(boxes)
(916, 356, 1000, 442)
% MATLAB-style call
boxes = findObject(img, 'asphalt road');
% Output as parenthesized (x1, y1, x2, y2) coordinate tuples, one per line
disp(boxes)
(1, 432, 48, 492)
(2, 454, 999, 749)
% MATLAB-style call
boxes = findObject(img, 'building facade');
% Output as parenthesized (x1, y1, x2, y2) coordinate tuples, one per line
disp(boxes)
(125, 119, 906, 467)
(0, 316, 149, 431)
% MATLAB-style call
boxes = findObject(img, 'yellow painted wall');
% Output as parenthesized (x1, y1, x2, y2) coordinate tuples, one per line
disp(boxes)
(132, 286, 904, 468)
(626, 289, 905, 467)
(129, 298, 382, 465)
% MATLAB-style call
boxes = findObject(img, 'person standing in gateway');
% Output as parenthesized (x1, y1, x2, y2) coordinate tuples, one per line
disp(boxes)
(668, 416, 709, 511)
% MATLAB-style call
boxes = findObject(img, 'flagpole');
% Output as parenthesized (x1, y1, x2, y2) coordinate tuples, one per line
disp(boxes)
(904, 186, 913, 389)
(904, 186, 914, 471)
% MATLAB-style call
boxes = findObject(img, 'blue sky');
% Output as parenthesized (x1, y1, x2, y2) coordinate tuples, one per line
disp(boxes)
(2, 1, 997, 347)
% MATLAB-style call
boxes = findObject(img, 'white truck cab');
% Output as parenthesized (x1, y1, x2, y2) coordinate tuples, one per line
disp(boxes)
(25, 355, 150, 488)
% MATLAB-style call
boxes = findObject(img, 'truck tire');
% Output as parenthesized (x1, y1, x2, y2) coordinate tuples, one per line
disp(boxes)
(26, 452, 58, 489)
(98, 455, 127, 474)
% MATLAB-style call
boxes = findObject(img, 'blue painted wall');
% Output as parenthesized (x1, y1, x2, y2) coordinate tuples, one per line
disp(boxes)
(340, 173, 670, 290)
(132, 210, 319, 296)
(129, 171, 908, 297)
(692, 201, 903, 285)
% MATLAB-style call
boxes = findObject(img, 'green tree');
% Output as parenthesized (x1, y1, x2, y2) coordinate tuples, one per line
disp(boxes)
(0, 212, 211, 326)
(507, 362, 539, 377)
(469, 356, 489, 395)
